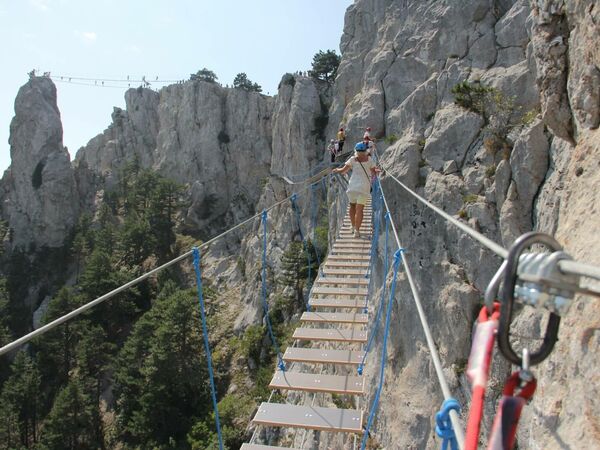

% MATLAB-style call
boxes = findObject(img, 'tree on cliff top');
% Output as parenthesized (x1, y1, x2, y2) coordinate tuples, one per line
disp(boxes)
(233, 73, 262, 93)
(310, 50, 341, 82)
(191, 68, 218, 83)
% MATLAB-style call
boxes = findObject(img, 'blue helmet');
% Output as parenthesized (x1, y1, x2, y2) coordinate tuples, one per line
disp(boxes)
(355, 142, 367, 152)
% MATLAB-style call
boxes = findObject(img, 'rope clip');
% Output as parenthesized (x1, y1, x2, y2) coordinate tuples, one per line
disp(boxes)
(498, 232, 564, 366)
(519, 348, 534, 383)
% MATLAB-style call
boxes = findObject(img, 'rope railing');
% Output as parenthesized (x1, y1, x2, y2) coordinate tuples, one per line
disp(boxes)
(261, 210, 286, 372)
(0, 178, 326, 357)
(377, 175, 466, 449)
(192, 247, 224, 450)
(291, 193, 314, 311)
(380, 164, 600, 293)
(361, 248, 404, 450)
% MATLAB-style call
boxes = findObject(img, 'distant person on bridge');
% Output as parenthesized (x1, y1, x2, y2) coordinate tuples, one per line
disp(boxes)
(332, 142, 378, 238)
(327, 139, 337, 163)
(337, 127, 346, 153)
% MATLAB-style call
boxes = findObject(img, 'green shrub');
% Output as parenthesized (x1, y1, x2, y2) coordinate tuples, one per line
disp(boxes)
(383, 134, 399, 145)
(462, 194, 479, 204)
(240, 325, 265, 365)
(520, 108, 540, 126)
(458, 209, 468, 219)
(485, 165, 496, 178)
(451, 81, 492, 115)
(279, 73, 296, 88)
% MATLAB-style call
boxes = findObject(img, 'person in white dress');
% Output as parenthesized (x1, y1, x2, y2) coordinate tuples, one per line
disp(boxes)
(332, 142, 379, 238)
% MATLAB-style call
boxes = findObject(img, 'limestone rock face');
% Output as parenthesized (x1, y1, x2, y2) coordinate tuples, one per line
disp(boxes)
(423, 104, 484, 171)
(2, 76, 79, 248)
(324, 0, 600, 448)
(271, 76, 330, 178)
(76, 81, 276, 235)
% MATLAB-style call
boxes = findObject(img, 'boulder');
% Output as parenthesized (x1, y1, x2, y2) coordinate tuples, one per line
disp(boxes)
(422, 104, 484, 170)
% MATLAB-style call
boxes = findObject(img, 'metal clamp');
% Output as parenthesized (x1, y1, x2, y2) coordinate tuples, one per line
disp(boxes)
(498, 232, 563, 366)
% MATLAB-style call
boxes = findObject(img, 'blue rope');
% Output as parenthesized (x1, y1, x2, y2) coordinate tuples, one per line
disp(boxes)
(192, 247, 224, 450)
(261, 211, 286, 372)
(360, 248, 404, 450)
(435, 398, 461, 450)
(367, 179, 382, 278)
(362, 181, 382, 312)
(310, 183, 322, 275)
(358, 211, 390, 376)
(290, 193, 312, 310)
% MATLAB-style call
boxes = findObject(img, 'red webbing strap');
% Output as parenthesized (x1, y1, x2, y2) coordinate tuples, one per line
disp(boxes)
(487, 371, 537, 450)
(465, 303, 501, 450)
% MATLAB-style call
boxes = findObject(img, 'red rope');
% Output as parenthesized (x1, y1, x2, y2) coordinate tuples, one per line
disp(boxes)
(465, 303, 501, 450)
(486, 372, 537, 449)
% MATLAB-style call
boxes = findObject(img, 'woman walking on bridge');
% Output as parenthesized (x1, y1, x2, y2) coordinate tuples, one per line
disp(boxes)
(332, 142, 378, 238)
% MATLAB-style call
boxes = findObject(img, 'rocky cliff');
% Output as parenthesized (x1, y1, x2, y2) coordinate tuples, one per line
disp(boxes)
(1, 0, 598, 448)
(325, 0, 599, 449)
(2, 77, 79, 249)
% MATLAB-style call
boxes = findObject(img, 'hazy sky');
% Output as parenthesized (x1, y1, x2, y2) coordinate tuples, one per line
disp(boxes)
(0, 0, 352, 172)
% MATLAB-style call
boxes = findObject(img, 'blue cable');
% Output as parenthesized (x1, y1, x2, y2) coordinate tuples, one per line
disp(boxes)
(435, 398, 461, 450)
(310, 183, 322, 275)
(261, 211, 286, 372)
(360, 248, 404, 450)
(290, 193, 312, 310)
(362, 182, 382, 310)
(192, 247, 224, 450)
(358, 211, 390, 376)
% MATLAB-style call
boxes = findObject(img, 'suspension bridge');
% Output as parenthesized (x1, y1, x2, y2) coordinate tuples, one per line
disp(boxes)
(1, 155, 599, 450)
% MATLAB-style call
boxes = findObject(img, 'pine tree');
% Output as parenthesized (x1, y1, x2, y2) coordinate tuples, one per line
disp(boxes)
(113, 289, 211, 448)
(38, 380, 96, 450)
(75, 325, 114, 449)
(34, 288, 84, 389)
(0, 351, 42, 448)
(310, 49, 341, 82)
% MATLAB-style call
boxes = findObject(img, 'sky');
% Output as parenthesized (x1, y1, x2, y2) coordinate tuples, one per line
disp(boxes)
(0, 0, 352, 172)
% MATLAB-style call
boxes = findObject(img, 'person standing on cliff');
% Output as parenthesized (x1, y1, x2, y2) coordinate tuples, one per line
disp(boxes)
(327, 139, 337, 163)
(337, 127, 346, 153)
(362, 127, 376, 156)
(332, 142, 378, 238)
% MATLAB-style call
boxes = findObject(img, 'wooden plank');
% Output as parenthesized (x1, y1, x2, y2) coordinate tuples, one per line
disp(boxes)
(322, 267, 370, 277)
(308, 298, 367, 309)
(328, 255, 371, 261)
(311, 286, 368, 296)
(252, 402, 363, 433)
(300, 312, 368, 324)
(241, 445, 301, 450)
(331, 248, 372, 255)
(333, 242, 372, 248)
(341, 225, 371, 231)
(292, 327, 367, 342)
(269, 371, 365, 395)
(314, 277, 369, 286)
(334, 239, 372, 245)
(324, 261, 369, 268)
(283, 347, 365, 365)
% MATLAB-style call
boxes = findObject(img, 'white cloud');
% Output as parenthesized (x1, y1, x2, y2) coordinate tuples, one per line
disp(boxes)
(126, 44, 141, 53)
(29, 0, 50, 12)
(74, 30, 98, 43)
(82, 31, 97, 42)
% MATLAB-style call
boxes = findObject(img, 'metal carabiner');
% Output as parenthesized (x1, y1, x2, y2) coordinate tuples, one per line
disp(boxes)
(484, 260, 507, 314)
(497, 232, 562, 366)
